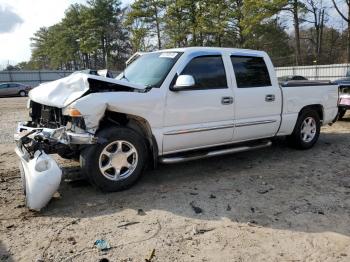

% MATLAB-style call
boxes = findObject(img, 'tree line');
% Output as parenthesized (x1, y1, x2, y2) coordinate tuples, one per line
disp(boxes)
(11, 0, 350, 71)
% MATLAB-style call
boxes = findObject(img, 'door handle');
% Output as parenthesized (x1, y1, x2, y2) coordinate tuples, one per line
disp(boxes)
(221, 96, 233, 105)
(265, 94, 275, 102)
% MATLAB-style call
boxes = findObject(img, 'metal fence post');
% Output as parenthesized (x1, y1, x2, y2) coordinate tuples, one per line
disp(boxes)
(38, 71, 42, 84)
(8, 70, 13, 82)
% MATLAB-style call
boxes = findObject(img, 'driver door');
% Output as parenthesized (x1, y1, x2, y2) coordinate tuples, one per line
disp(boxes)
(163, 55, 235, 154)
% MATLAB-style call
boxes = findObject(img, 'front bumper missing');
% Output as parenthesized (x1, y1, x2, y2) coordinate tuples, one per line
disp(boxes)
(14, 122, 97, 210)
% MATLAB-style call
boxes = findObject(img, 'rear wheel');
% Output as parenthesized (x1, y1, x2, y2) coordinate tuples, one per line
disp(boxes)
(80, 127, 147, 192)
(287, 109, 321, 149)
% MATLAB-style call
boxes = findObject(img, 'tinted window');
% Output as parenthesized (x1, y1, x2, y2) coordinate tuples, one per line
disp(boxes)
(0, 84, 8, 89)
(231, 56, 271, 88)
(9, 83, 20, 87)
(181, 56, 227, 89)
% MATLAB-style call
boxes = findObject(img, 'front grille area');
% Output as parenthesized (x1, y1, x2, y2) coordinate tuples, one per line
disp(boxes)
(29, 101, 86, 130)
(30, 101, 67, 128)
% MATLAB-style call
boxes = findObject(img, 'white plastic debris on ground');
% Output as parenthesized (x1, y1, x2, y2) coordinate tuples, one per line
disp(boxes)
(15, 149, 62, 211)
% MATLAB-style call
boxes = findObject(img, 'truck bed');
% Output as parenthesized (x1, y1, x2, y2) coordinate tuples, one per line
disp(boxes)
(277, 83, 339, 136)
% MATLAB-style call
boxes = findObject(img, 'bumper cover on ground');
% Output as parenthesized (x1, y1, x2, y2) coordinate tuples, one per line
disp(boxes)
(15, 147, 62, 211)
(14, 122, 97, 210)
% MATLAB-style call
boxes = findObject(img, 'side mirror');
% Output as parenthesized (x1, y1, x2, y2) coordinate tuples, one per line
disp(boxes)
(171, 75, 195, 91)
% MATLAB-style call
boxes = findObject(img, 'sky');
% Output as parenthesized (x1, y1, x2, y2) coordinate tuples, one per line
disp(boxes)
(0, 0, 347, 68)
(0, 0, 132, 68)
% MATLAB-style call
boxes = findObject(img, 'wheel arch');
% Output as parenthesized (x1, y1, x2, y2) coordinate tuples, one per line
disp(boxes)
(97, 110, 158, 169)
(287, 104, 322, 149)
(298, 104, 324, 122)
(19, 89, 27, 96)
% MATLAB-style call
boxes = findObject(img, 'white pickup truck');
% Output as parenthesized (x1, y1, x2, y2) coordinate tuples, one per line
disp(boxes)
(15, 47, 339, 196)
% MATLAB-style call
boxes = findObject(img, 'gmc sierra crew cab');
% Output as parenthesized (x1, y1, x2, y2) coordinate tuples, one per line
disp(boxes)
(15, 47, 339, 197)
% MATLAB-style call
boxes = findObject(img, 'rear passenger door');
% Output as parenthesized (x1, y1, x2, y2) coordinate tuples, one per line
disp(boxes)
(230, 55, 282, 141)
(163, 55, 235, 154)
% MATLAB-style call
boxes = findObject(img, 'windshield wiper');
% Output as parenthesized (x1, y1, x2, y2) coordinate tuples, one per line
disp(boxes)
(136, 84, 155, 93)
(120, 70, 129, 82)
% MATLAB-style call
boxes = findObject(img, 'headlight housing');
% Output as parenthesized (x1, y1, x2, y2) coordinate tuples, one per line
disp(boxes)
(63, 107, 82, 117)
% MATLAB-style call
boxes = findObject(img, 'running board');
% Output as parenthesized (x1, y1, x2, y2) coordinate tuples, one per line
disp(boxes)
(159, 140, 272, 164)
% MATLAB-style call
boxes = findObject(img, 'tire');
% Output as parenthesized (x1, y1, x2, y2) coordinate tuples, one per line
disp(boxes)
(338, 108, 346, 120)
(19, 90, 26, 97)
(287, 109, 321, 150)
(80, 127, 148, 192)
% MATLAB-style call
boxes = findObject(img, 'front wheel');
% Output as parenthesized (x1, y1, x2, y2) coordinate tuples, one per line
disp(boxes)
(19, 90, 26, 97)
(80, 127, 148, 192)
(287, 109, 321, 149)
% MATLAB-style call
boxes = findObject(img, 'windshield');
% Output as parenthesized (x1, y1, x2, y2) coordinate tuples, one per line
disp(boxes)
(117, 52, 182, 88)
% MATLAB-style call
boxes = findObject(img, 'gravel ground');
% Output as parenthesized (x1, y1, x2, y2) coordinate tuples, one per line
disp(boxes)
(1, 97, 350, 262)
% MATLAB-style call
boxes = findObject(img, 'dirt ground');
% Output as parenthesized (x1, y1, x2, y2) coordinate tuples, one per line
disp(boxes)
(1, 97, 350, 262)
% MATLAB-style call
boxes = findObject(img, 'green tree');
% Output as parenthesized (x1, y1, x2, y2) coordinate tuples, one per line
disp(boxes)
(282, 0, 307, 65)
(30, 27, 50, 69)
(303, 0, 327, 64)
(30, 0, 128, 70)
(125, 6, 151, 52)
(332, 0, 350, 63)
(83, 0, 124, 68)
(126, 0, 166, 50)
(164, 0, 190, 47)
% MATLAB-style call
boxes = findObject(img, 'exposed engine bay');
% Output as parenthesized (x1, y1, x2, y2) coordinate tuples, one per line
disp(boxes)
(28, 101, 86, 130)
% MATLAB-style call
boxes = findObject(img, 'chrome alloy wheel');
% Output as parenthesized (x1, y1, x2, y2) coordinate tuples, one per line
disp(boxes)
(301, 117, 317, 143)
(98, 140, 138, 181)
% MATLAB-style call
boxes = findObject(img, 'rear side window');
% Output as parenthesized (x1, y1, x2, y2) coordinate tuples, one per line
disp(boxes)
(181, 56, 227, 89)
(231, 56, 271, 88)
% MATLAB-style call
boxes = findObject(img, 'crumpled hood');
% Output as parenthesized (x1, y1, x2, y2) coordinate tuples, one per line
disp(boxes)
(29, 72, 145, 108)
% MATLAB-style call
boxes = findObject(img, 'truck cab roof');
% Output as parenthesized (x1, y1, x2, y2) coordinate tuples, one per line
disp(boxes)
(152, 46, 268, 57)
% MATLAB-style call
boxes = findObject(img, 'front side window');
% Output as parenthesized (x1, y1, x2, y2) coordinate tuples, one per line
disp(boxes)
(117, 52, 182, 88)
(231, 56, 271, 88)
(181, 56, 227, 89)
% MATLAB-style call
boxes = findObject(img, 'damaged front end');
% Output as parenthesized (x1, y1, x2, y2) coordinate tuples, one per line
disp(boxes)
(14, 72, 147, 210)
(14, 99, 98, 210)
(14, 121, 97, 211)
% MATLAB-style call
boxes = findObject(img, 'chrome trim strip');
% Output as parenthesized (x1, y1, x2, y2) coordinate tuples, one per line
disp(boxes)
(164, 123, 235, 136)
(236, 120, 277, 128)
(160, 141, 272, 164)
(231, 52, 261, 57)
